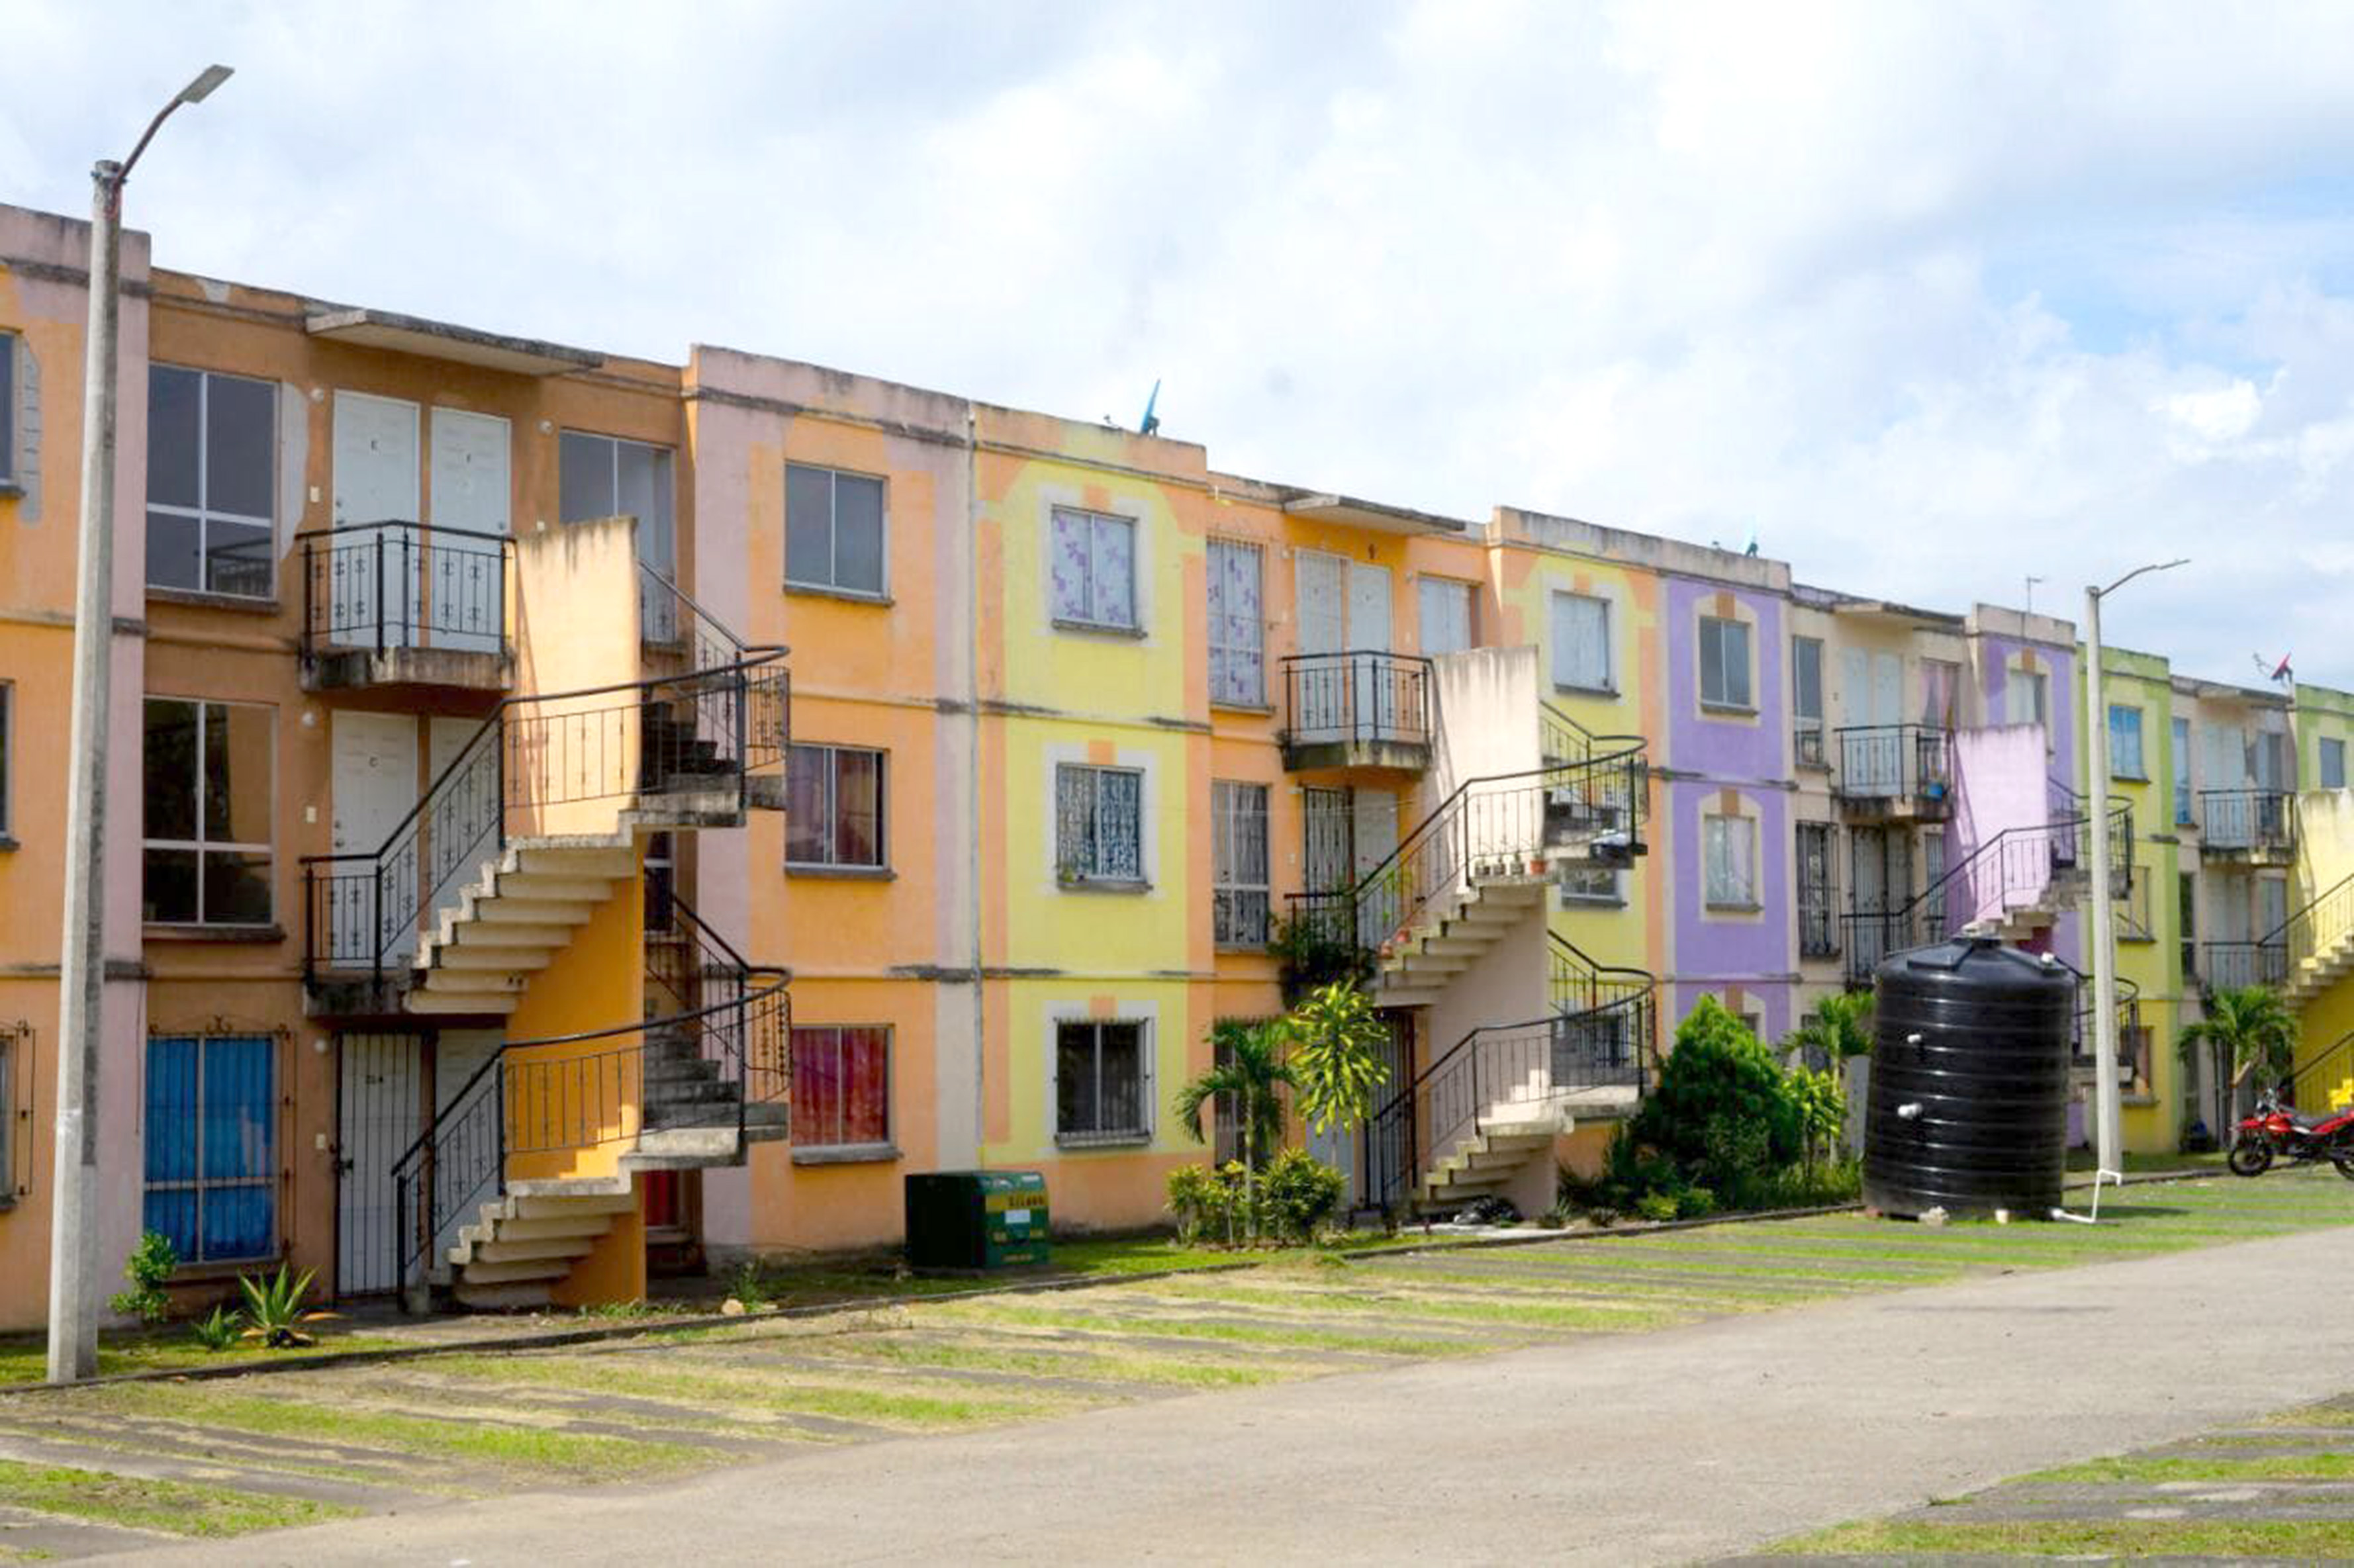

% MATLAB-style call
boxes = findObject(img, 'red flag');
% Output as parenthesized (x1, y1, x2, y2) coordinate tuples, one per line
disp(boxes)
(2271, 653, 2294, 682)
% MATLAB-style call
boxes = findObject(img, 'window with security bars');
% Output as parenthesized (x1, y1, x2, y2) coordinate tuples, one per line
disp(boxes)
(144, 1034, 277, 1264)
(788, 1025, 891, 1150)
(1206, 539, 1263, 706)
(146, 365, 277, 598)
(1212, 781, 1270, 947)
(1055, 764, 1143, 884)
(142, 698, 274, 927)
(1791, 637, 1825, 766)
(1050, 506, 1137, 631)
(1797, 821, 1838, 957)
(1056, 1020, 1149, 1144)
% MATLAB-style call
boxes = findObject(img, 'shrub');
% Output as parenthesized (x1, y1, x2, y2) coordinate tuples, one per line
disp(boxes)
(1634, 1191, 1680, 1223)
(1676, 1185, 1718, 1220)
(1630, 998, 1804, 1205)
(1260, 1150, 1345, 1244)
(1166, 1163, 1237, 1244)
(189, 1303, 240, 1353)
(109, 1230, 179, 1326)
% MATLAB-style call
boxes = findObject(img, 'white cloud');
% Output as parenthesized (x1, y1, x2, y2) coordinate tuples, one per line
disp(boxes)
(4, 0, 2352, 681)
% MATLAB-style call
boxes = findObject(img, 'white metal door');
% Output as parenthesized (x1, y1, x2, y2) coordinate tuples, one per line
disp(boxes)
(1294, 552, 1348, 739)
(2202, 725, 2247, 842)
(1348, 562, 1393, 732)
(332, 712, 420, 966)
(1352, 789, 1399, 946)
(427, 408, 510, 654)
(336, 1033, 422, 1295)
(1295, 552, 1345, 655)
(332, 392, 422, 648)
(431, 1029, 505, 1265)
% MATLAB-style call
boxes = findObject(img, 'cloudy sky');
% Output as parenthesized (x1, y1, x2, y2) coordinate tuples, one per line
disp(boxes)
(7, 1, 2351, 683)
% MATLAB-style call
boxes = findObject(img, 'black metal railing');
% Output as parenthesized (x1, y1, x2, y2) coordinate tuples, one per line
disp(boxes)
(1841, 803, 2132, 986)
(2259, 868, 2354, 999)
(1832, 724, 1952, 807)
(2200, 940, 2284, 993)
(646, 894, 789, 1084)
(639, 563, 790, 774)
(298, 522, 514, 665)
(1292, 708, 1647, 959)
(389, 968, 788, 1299)
(2198, 788, 2296, 855)
(2068, 970, 2142, 1073)
(2286, 1031, 2354, 1111)
(1362, 935, 1652, 1218)
(1280, 651, 1433, 753)
(301, 649, 790, 997)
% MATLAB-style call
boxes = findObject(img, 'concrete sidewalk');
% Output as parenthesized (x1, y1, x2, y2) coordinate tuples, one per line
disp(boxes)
(119, 1221, 2354, 1566)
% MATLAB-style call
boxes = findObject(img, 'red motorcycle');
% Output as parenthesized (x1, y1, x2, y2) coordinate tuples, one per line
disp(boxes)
(2229, 1089, 2354, 1179)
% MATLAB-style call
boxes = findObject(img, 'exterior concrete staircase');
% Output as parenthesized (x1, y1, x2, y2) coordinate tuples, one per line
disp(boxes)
(1375, 881, 1546, 1008)
(409, 839, 637, 1015)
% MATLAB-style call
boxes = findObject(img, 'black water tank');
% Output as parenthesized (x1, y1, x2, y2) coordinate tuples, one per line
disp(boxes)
(1863, 938, 2076, 1219)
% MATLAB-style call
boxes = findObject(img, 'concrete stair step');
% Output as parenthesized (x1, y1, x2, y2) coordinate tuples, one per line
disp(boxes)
(453, 1280, 555, 1311)
(493, 873, 622, 903)
(467, 1234, 599, 1266)
(455, 1254, 577, 1286)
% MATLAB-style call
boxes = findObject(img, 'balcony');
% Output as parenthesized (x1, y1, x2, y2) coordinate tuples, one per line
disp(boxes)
(1830, 724, 1952, 818)
(298, 522, 514, 694)
(1278, 652, 1433, 772)
(2195, 789, 2296, 864)
(2200, 940, 2285, 994)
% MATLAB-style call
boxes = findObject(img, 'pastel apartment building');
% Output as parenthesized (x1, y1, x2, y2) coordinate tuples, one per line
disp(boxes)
(5, 193, 2354, 1325)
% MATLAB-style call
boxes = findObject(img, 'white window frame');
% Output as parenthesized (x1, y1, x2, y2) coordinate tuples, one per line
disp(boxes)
(1050, 506, 1139, 632)
(2108, 704, 2145, 780)
(1791, 635, 1825, 766)
(1211, 780, 1270, 948)
(1558, 864, 1624, 906)
(1055, 762, 1146, 886)
(0, 681, 11, 842)
(1699, 615, 1754, 711)
(784, 461, 888, 598)
(559, 428, 676, 571)
(2322, 737, 2347, 792)
(1053, 1017, 1153, 1146)
(1703, 811, 1760, 910)
(142, 698, 275, 928)
(0, 332, 15, 487)
(2008, 667, 2049, 729)
(785, 743, 888, 871)
(1206, 537, 1264, 707)
(1418, 576, 1475, 657)
(146, 363, 278, 600)
(786, 1023, 895, 1155)
(2173, 716, 2194, 823)
(1551, 590, 1613, 694)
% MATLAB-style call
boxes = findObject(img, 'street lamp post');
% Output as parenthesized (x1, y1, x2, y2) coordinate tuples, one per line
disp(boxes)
(48, 64, 234, 1387)
(2082, 557, 2189, 1179)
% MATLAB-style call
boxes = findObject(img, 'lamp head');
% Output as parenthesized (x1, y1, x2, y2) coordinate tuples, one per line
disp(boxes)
(178, 65, 234, 105)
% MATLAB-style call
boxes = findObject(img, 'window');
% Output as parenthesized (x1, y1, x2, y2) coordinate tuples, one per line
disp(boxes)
(1699, 616, 1753, 710)
(785, 462, 886, 598)
(142, 699, 273, 926)
(1049, 506, 1137, 631)
(1704, 813, 1758, 909)
(1922, 659, 1961, 729)
(0, 682, 11, 841)
(1206, 539, 1264, 706)
(559, 430, 675, 574)
(2007, 667, 2049, 730)
(0, 1027, 13, 1202)
(0, 333, 14, 486)
(1419, 577, 1474, 657)
(1055, 764, 1143, 885)
(2324, 738, 2347, 791)
(146, 365, 276, 598)
(1211, 781, 1270, 947)
(2179, 871, 2198, 981)
(2108, 705, 2145, 780)
(1797, 821, 1837, 957)
(144, 1034, 275, 1263)
(1056, 1020, 1148, 1144)
(1791, 637, 1825, 767)
(1550, 592, 1611, 692)
(785, 745, 885, 870)
(1558, 865, 1623, 905)
(788, 1025, 891, 1150)
(2173, 718, 2193, 823)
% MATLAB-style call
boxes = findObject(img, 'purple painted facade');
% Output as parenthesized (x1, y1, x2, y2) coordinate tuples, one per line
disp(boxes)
(1664, 576, 1795, 1040)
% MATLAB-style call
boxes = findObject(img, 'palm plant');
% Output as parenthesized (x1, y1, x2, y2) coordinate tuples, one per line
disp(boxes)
(2180, 984, 2299, 1133)
(1174, 1019, 1296, 1242)
(1286, 982, 1393, 1136)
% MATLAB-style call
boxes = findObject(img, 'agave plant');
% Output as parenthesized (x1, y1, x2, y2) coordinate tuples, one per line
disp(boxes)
(189, 1303, 240, 1354)
(237, 1264, 338, 1350)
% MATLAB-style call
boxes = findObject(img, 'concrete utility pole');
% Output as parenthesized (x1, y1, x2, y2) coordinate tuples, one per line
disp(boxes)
(49, 64, 233, 1386)
(2081, 557, 2188, 1181)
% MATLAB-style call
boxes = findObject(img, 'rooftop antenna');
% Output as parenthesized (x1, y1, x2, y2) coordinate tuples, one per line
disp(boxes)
(2024, 575, 2046, 615)
(1139, 379, 1162, 438)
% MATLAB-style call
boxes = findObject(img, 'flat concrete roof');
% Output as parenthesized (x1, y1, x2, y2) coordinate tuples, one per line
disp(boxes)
(1280, 492, 1472, 536)
(306, 308, 604, 376)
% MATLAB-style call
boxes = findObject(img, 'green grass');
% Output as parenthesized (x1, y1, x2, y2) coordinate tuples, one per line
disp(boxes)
(1775, 1516, 2354, 1557)
(797, 1332, 1286, 1388)
(426, 1350, 1059, 1430)
(79, 1384, 711, 1481)
(1138, 1277, 1692, 1333)
(0, 1457, 358, 1538)
(2024, 1449, 2354, 1484)
(933, 1300, 1480, 1358)
(2263, 1401, 2354, 1428)
(0, 1331, 410, 1389)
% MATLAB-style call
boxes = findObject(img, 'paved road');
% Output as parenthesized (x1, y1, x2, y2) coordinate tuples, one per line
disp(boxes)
(121, 1221, 2354, 1566)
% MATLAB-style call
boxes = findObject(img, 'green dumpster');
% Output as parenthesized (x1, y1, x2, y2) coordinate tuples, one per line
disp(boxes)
(904, 1171, 1051, 1272)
